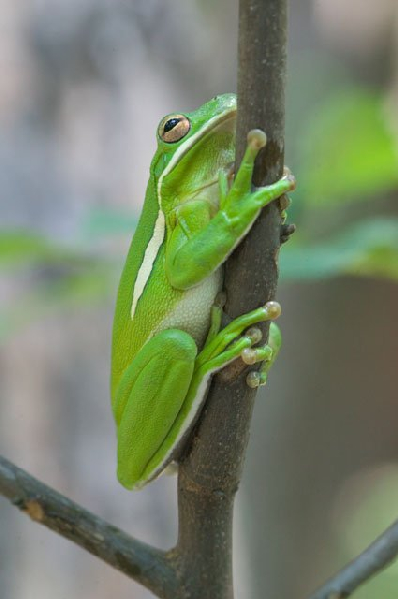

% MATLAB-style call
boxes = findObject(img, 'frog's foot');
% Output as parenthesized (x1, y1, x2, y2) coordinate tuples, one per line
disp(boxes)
(195, 301, 281, 375)
(235, 134, 295, 213)
(217, 130, 296, 236)
(252, 156, 296, 196)
(251, 159, 296, 217)
(279, 169, 295, 241)
(244, 321, 282, 387)
(279, 181, 291, 220)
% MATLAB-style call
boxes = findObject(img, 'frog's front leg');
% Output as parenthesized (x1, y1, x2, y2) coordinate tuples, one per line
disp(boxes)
(165, 130, 296, 291)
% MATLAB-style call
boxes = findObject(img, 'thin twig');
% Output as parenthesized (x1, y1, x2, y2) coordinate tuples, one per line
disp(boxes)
(308, 518, 398, 599)
(0, 455, 177, 598)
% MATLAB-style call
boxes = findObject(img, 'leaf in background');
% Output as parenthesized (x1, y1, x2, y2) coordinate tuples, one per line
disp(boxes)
(0, 229, 116, 274)
(0, 265, 114, 343)
(80, 207, 137, 238)
(298, 90, 398, 205)
(0, 231, 65, 266)
(0, 230, 98, 270)
(280, 219, 398, 281)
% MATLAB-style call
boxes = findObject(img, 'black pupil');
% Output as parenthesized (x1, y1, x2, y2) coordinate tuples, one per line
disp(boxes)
(164, 118, 181, 133)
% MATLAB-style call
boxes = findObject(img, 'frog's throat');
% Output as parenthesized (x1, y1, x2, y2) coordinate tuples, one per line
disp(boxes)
(130, 108, 236, 320)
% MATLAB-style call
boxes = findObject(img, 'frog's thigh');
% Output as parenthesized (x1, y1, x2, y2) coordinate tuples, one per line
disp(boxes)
(116, 329, 197, 489)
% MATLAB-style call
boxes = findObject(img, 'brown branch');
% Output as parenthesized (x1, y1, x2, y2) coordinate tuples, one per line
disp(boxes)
(228, 0, 288, 315)
(308, 518, 398, 599)
(0, 455, 177, 598)
(175, 1, 288, 599)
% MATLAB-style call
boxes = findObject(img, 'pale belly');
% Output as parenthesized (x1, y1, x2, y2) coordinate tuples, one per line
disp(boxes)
(154, 268, 223, 349)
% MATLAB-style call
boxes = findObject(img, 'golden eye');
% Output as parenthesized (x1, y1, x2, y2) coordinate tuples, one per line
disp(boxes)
(158, 114, 191, 143)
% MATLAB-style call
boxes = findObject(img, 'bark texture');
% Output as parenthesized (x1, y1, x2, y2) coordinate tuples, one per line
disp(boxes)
(174, 1, 288, 597)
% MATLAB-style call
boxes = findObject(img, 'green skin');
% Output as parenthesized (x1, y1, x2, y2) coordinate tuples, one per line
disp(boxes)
(111, 93, 295, 490)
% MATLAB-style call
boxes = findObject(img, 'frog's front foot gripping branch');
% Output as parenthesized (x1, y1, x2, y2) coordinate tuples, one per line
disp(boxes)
(247, 132, 296, 245)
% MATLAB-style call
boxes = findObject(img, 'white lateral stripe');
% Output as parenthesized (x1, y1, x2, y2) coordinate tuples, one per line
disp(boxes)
(131, 209, 165, 318)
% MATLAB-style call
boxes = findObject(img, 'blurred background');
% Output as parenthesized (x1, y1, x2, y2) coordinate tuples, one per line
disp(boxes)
(1, 0, 398, 598)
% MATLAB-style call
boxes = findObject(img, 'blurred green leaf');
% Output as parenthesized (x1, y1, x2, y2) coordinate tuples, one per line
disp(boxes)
(0, 230, 98, 270)
(0, 231, 65, 266)
(0, 228, 120, 341)
(299, 90, 398, 204)
(0, 265, 114, 342)
(2, 214, 397, 341)
(0, 230, 114, 273)
(80, 207, 137, 238)
(281, 219, 398, 280)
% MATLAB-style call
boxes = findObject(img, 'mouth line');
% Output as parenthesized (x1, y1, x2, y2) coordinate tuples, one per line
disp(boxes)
(179, 109, 236, 159)
(202, 110, 236, 137)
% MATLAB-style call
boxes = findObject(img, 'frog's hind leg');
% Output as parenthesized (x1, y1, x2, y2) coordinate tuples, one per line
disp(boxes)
(114, 304, 283, 489)
(244, 321, 282, 388)
(113, 329, 197, 490)
(151, 302, 283, 471)
(197, 301, 281, 368)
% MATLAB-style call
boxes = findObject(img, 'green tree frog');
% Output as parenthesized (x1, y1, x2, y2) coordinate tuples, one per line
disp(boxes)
(111, 93, 295, 490)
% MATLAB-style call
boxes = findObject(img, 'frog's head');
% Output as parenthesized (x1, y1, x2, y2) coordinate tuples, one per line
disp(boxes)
(151, 93, 236, 211)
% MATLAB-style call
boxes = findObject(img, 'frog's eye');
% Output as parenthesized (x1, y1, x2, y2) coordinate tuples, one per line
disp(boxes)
(158, 114, 191, 143)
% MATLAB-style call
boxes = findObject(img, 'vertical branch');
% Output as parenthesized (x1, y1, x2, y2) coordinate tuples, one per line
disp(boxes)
(176, 2, 288, 599)
(227, 0, 287, 316)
